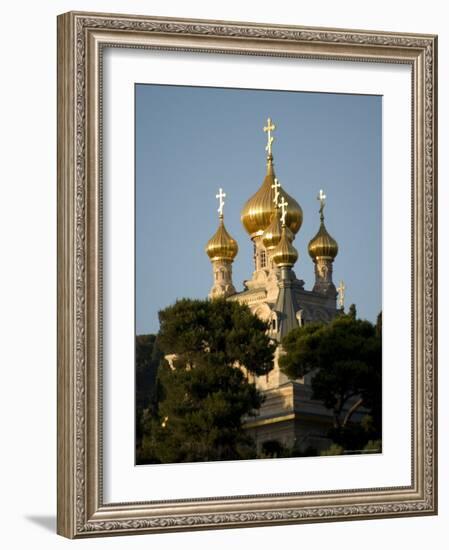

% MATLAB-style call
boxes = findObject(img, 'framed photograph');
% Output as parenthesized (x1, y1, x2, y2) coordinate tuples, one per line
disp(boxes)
(57, 11, 438, 538)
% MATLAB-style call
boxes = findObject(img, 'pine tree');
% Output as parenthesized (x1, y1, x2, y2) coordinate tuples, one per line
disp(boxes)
(279, 309, 382, 450)
(140, 298, 276, 463)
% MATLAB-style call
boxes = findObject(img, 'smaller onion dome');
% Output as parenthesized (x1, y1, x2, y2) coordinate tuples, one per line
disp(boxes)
(262, 207, 293, 250)
(205, 216, 238, 262)
(308, 190, 338, 261)
(308, 221, 338, 260)
(271, 225, 298, 268)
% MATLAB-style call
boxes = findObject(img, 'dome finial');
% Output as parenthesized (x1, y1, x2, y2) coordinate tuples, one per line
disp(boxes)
(278, 196, 289, 226)
(263, 117, 276, 158)
(317, 188, 327, 222)
(272, 177, 281, 206)
(216, 187, 226, 219)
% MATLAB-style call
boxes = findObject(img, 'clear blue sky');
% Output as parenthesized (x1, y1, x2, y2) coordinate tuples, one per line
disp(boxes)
(135, 84, 382, 335)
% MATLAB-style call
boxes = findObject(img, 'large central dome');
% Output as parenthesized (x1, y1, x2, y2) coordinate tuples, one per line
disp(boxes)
(240, 155, 303, 238)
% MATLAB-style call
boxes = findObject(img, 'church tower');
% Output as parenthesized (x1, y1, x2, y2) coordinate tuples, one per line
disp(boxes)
(203, 119, 344, 452)
(308, 189, 339, 297)
(205, 188, 238, 299)
(271, 199, 300, 341)
(240, 118, 302, 282)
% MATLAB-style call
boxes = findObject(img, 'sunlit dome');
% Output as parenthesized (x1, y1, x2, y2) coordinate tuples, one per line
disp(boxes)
(205, 217, 238, 261)
(240, 156, 303, 238)
(262, 207, 293, 250)
(308, 191, 338, 260)
(308, 222, 338, 260)
(271, 225, 299, 268)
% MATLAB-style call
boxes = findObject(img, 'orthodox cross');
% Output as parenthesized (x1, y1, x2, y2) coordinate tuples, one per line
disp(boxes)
(279, 196, 288, 226)
(272, 177, 281, 206)
(216, 188, 226, 217)
(337, 280, 346, 309)
(317, 188, 326, 220)
(263, 117, 276, 156)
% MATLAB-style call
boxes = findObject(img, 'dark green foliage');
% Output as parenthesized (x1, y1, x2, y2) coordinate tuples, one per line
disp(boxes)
(157, 298, 276, 376)
(348, 303, 357, 320)
(375, 311, 382, 338)
(135, 334, 162, 411)
(259, 442, 318, 459)
(327, 420, 378, 452)
(138, 298, 275, 464)
(320, 444, 344, 456)
(279, 310, 382, 450)
(135, 334, 163, 460)
(363, 439, 382, 453)
(261, 440, 285, 459)
(143, 362, 262, 463)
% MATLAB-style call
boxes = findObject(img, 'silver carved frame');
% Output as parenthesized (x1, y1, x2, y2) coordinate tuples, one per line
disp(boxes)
(57, 11, 438, 538)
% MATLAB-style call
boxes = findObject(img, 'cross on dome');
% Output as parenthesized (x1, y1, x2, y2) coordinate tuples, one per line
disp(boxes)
(317, 189, 326, 207)
(317, 188, 327, 215)
(216, 188, 226, 217)
(263, 117, 276, 156)
(317, 189, 327, 221)
(272, 178, 281, 206)
(279, 196, 288, 225)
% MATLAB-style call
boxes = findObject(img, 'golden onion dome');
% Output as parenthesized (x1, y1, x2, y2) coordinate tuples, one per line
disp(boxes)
(240, 156, 303, 238)
(271, 225, 298, 267)
(262, 207, 293, 250)
(205, 216, 238, 261)
(308, 220, 338, 260)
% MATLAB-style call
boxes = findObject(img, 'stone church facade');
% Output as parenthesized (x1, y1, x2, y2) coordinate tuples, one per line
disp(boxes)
(205, 118, 345, 453)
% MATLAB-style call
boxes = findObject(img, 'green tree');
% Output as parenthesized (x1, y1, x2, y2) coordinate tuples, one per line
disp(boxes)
(145, 362, 263, 463)
(279, 312, 382, 439)
(136, 334, 162, 412)
(141, 298, 276, 463)
(135, 334, 163, 461)
(157, 298, 276, 376)
(348, 303, 357, 320)
(320, 444, 344, 456)
(375, 311, 382, 338)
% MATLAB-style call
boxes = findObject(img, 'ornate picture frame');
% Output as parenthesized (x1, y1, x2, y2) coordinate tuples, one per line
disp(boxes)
(57, 11, 437, 538)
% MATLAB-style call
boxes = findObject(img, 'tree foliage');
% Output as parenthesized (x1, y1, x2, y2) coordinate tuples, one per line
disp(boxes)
(279, 310, 382, 445)
(143, 362, 262, 463)
(135, 334, 162, 456)
(135, 334, 162, 412)
(157, 298, 276, 376)
(139, 298, 276, 463)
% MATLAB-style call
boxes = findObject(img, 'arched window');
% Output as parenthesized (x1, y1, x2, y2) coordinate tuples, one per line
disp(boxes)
(260, 250, 267, 268)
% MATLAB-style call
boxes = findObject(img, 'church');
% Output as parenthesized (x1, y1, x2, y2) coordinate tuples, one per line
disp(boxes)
(205, 118, 345, 453)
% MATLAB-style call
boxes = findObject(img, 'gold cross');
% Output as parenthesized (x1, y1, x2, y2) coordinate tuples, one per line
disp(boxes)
(263, 117, 276, 156)
(279, 196, 288, 226)
(216, 188, 226, 217)
(317, 188, 326, 209)
(272, 178, 281, 206)
(337, 280, 345, 309)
